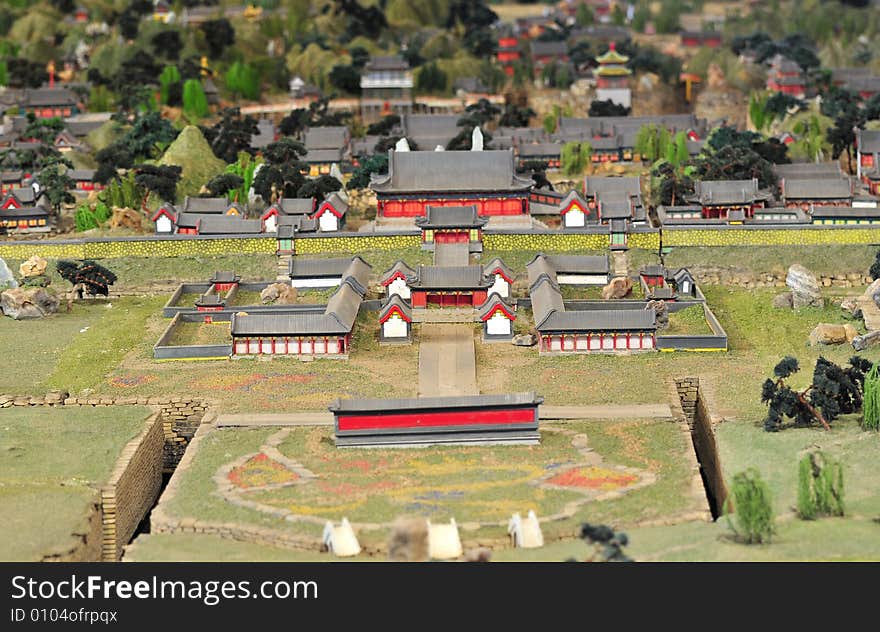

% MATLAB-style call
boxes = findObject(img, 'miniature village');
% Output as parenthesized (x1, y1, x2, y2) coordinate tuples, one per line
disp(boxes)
(2, 0, 880, 563)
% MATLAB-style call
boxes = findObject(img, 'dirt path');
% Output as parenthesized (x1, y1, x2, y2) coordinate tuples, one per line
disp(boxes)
(418, 323, 478, 397)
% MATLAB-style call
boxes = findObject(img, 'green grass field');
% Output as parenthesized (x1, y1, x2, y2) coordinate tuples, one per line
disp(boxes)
(0, 406, 150, 561)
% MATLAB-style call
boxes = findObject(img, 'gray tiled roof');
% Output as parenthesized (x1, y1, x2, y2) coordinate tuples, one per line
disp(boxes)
(538, 307, 657, 333)
(530, 40, 569, 58)
(370, 149, 533, 193)
(690, 179, 760, 205)
(304, 126, 349, 150)
(210, 271, 240, 284)
(483, 258, 515, 282)
(477, 294, 516, 321)
(182, 196, 239, 214)
(379, 294, 412, 320)
(414, 205, 487, 229)
(782, 177, 852, 200)
(66, 169, 96, 181)
(380, 260, 417, 285)
(412, 265, 490, 289)
(304, 148, 344, 163)
(584, 176, 642, 198)
(364, 56, 409, 72)
(324, 281, 364, 330)
(0, 205, 48, 219)
(329, 392, 542, 413)
(272, 198, 315, 216)
(518, 142, 561, 158)
(774, 162, 842, 179)
(401, 114, 461, 149)
(21, 87, 78, 107)
(858, 129, 880, 155)
(289, 256, 361, 279)
(599, 195, 634, 219)
(529, 275, 564, 328)
(810, 206, 880, 219)
(231, 310, 350, 336)
(196, 216, 262, 235)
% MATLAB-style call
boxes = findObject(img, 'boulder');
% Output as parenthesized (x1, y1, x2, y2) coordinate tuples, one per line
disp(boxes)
(786, 264, 824, 309)
(808, 323, 858, 346)
(0, 287, 60, 319)
(512, 333, 537, 347)
(646, 299, 669, 330)
(18, 255, 47, 278)
(840, 297, 862, 319)
(601, 276, 633, 300)
(0, 257, 17, 289)
(260, 283, 298, 305)
(772, 292, 793, 309)
(852, 330, 880, 351)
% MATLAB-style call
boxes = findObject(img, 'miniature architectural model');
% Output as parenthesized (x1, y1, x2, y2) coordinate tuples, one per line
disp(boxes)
(380, 260, 416, 300)
(322, 518, 361, 557)
(508, 511, 544, 549)
(595, 43, 632, 109)
(360, 55, 413, 123)
(414, 205, 488, 251)
(370, 149, 533, 218)
(378, 295, 412, 344)
(427, 519, 463, 560)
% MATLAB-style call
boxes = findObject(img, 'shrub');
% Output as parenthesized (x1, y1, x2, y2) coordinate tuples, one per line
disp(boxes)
(725, 469, 775, 544)
(864, 363, 880, 430)
(798, 450, 845, 519)
(74, 205, 99, 232)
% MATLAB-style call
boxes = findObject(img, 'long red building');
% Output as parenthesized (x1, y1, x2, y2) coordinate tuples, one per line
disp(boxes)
(370, 149, 534, 218)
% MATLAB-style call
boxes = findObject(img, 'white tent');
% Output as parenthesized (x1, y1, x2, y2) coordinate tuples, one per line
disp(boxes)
(322, 518, 361, 557)
(427, 518, 462, 560)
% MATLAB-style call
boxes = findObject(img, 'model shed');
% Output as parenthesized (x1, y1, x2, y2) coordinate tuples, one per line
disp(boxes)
(289, 255, 371, 290)
(378, 295, 413, 344)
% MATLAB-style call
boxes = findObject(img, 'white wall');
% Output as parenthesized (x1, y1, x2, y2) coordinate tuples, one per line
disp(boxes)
(388, 277, 411, 299)
(156, 215, 172, 233)
(564, 208, 585, 227)
(291, 276, 342, 288)
(318, 210, 339, 232)
(486, 312, 512, 336)
(488, 275, 510, 298)
(383, 314, 408, 338)
(263, 214, 277, 233)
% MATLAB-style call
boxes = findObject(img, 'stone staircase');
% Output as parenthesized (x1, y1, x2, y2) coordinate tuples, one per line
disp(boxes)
(611, 250, 629, 278)
(276, 253, 291, 282)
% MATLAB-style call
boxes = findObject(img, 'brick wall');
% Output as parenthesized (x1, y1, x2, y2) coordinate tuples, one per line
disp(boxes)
(662, 226, 880, 247)
(294, 233, 421, 254)
(100, 413, 165, 561)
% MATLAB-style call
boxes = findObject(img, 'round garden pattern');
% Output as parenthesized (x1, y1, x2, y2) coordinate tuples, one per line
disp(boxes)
(215, 426, 654, 530)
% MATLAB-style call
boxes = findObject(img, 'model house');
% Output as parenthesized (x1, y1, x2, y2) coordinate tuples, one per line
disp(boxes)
(289, 255, 371, 290)
(483, 258, 515, 299)
(378, 295, 413, 344)
(371, 149, 534, 218)
(400, 114, 461, 150)
(312, 192, 348, 232)
(360, 55, 413, 124)
(478, 295, 516, 342)
(685, 179, 771, 219)
(414, 205, 488, 251)
(304, 126, 350, 176)
(857, 129, 880, 195)
(527, 254, 610, 287)
(260, 198, 316, 233)
(408, 265, 492, 308)
(181, 197, 244, 216)
(379, 261, 416, 300)
(0, 205, 50, 233)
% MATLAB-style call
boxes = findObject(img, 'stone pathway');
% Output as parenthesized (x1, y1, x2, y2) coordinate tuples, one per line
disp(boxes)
(611, 250, 629, 277)
(432, 241, 470, 267)
(417, 323, 478, 397)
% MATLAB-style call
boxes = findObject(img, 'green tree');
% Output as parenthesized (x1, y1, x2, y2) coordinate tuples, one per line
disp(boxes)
(634, 124, 672, 163)
(159, 65, 181, 106)
(0, 60, 7, 87)
(225, 61, 261, 100)
(792, 114, 828, 163)
(348, 154, 388, 189)
(38, 160, 75, 216)
(632, 4, 651, 32)
(182, 79, 209, 119)
(725, 469, 775, 544)
(749, 92, 771, 132)
(575, 3, 593, 26)
(653, 0, 682, 34)
(561, 141, 592, 177)
(416, 62, 447, 94)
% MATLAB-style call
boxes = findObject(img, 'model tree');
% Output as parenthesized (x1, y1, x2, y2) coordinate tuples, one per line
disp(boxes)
(348, 154, 388, 189)
(38, 158, 76, 217)
(56, 260, 118, 308)
(571, 523, 632, 562)
(252, 139, 309, 203)
(560, 141, 592, 177)
(296, 174, 342, 199)
(201, 108, 259, 163)
(133, 164, 182, 207)
(203, 173, 244, 198)
(761, 356, 872, 432)
(797, 450, 845, 520)
(725, 469, 775, 544)
(201, 18, 235, 59)
(182, 79, 209, 119)
(863, 363, 880, 430)
(22, 114, 65, 145)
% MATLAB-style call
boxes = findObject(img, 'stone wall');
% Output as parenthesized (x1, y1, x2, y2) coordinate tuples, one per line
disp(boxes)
(101, 413, 165, 561)
(0, 235, 275, 261)
(662, 226, 880, 247)
(483, 232, 609, 251)
(686, 268, 872, 290)
(294, 233, 420, 254)
(673, 377, 728, 518)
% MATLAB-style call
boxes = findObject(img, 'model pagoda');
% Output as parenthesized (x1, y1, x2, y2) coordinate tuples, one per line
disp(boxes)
(595, 42, 632, 109)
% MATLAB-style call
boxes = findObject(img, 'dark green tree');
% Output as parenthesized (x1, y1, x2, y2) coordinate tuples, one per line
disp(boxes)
(203, 173, 244, 198)
(296, 175, 342, 199)
(588, 99, 630, 117)
(201, 18, 235, 59)
(201, 108, 260, 163)
(133, 164, 182, 206)
(57, 260, 117, 297)
(348, 154, 388, 189)
(38, 160, 76, 216)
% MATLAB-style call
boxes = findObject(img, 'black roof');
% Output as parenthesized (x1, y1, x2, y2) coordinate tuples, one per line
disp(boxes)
(782, 178, 852, 200)
(364, 55, 410, 72)
(196, 216, 262, 235)
(401, 114, 461, 150)
(380, 260, 417, 285)
(304, 126, 349, 150)
(370, 149, 533, 193)
(0, 205, 48, 219)
(289, 256, 371, 282)
(584, 176, 642, 198)
(269, 198, 315, 216)
(538, 307, 657, 333)
(858, 129, 880, 155)
(379, 294, 412, 320)
(210, 271, 240, 284)
(477, 294, 516, 321)
(20, 87, 78, 108)
(414, 205, 487, 229)
(182, 197, 241, 214)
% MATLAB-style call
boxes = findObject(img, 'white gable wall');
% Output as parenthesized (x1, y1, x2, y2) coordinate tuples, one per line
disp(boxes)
(383, 314, 408, 338)
(564, 208, 586, 227)
(155, 215, 173, 233)
(486, 311, 512, 336)
(387, 277, 411, 299)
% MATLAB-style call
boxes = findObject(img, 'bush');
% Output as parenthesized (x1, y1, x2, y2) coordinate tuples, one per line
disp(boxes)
(864, 363, 880, 431)
(797, 450, 844, 519)
(74, 205, 99, 232)
(725, 469, 775, 544)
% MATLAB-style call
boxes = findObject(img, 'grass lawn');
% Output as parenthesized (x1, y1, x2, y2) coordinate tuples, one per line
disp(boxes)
(164, 320, 231, 346)
(496, 415, 880, 561)
(157, 418, 700, 552)
(481, 285, 880, 422)
(660, 245, 878, 278)
(664, 304, 713, 336)
(125, 533, 338, 562)
(95, 310, 420, 412)
(0, 406, 150, 561)
(5, 255, 279, 289)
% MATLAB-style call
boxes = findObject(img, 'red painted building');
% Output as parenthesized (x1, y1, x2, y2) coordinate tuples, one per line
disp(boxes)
(370, 149, 534, 218)
(409, 265, 492, 308)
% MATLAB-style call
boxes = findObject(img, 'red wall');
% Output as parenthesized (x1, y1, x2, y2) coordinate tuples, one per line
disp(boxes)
(380, 197, 526, 217)
(337, 407, 536, 432)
